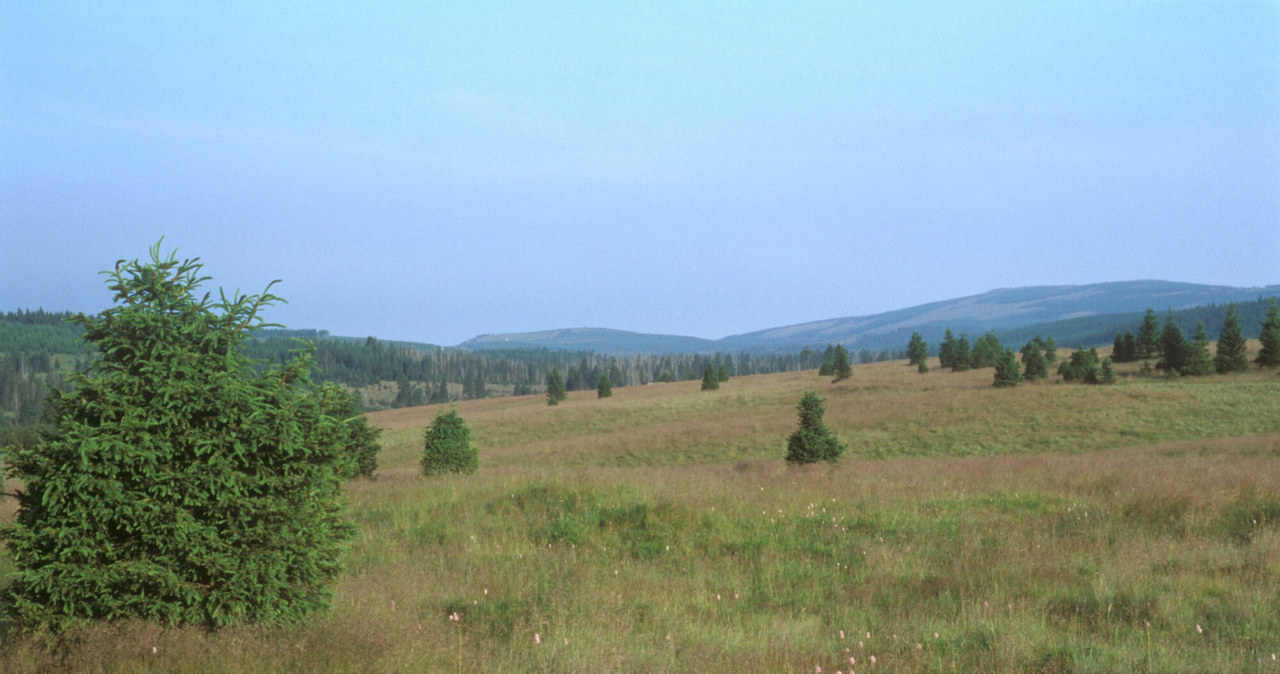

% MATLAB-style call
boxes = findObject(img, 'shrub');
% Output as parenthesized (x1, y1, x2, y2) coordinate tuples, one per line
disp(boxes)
(0, 243, 353, 631)
(421, 408, 478, 476)
(318, 382, 381, 479)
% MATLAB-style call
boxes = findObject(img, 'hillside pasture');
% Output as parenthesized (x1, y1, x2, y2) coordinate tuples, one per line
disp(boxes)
(3, 356, 1279, 672)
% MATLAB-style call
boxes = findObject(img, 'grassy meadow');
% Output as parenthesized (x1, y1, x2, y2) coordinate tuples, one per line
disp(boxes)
(3, 352, 1280, 672)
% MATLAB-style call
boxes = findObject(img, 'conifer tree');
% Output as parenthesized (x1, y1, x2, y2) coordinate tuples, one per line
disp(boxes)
(1255, 299, 1280, 368)
(906, 332, 929, 369)
(1184, 321, 1214, 376)
(938, 330, 957, 369)
(992, 348, 1024, 388)
(1100, 356, 1117, 384)
(831, 344, 852, 382)
(1021, 339, 1049, 380)
(716, 363, 729, 383)
(785, 391, 844, 464)
(420, 408, 478, 476)
(597, 371, 612, 398)
(1214, 303, 1249, 373)
(818, 345, 836, 376)
(1157, 311, 1189, 374)
(950, 334, 972, 372)
(546, 367, 567, 405)
(701, 364, 719, 390)
(1042, 335, 1057, 363)
(1136, 308, 1160, 360)
(970, 331, 1003, 369)
(1, 244, 353, 631)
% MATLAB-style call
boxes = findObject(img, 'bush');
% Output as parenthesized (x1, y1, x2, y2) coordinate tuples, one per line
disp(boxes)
(1, 244, 354, 631)
(421, 408, 478, 476)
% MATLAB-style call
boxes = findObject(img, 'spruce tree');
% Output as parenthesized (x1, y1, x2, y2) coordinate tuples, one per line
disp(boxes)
(784, 391, 844, 464)
(950, 334, 972, 372)
(1040, 335, 1057, 364)
(906, 332, 929, 369)
(938, 330, 957, 369)
(970, 332, 1003, 369)
(1136, 308, 1160, 360)
(1, 244, 353, 631)
(1100, 356, 1117, 384)
(1021, 339, 1048, 380)
(1157, 311, 1189, 374)
(701, 364, 719, 390)
(546, 367, 567, 405)
(1214, 303, 1249, 373)
(319, 382, 382, 480)
(831, 344, 852, 382)
(420, 408, 478, 476)
(1255, 299, 1280, 368)
(716, 363, 729, 383)
(596, 371, 612, 398)
(992, 348, 1024, 387)
(818, 345, 836, 376)
(1184, 321, 1214, 376)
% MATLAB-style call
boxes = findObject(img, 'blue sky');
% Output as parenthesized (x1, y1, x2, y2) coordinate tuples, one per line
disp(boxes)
(3, 2, 1277, 345)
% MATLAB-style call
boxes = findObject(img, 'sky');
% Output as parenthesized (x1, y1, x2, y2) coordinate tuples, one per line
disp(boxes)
(2, 2, 1277, 346)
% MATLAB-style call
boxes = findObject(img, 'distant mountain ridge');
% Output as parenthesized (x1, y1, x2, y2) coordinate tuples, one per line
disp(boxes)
(457, 281, 1280, 354)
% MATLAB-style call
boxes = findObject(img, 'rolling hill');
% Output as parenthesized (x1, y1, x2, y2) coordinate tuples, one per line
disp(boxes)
(456, 280, 1280, 354)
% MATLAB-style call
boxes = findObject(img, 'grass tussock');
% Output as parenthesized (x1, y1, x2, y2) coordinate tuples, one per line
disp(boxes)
(4, 358, 1280, 671)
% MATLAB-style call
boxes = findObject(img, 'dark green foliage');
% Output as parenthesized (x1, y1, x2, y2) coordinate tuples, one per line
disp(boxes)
(1183, 322, 1214, 377)
(1214, 303, 1249, 373)
(784, 391, 844, 464)
(318, 382, 382, 479)
(420, 408, 477, 476)
(938, 329, 957, 369)
(1020, 339, 1049, 380)
(830, 344, 852, 382)
(1100, 357, 1116, 384)
(992, 348, 1024, 388)
(818, 345, 836, 376)
(596, 371, 612, 398)
(1136, 308, 1160, 360)
(1058, 347, 1101, 383)
(916, 359, 929, 374)
(906, 331, 928, 369)
(1112, 331, 1139, 363)
(1257, 299, 1280, 368)
(970, 331, 1003, 369)
(950, 334, 972, 372)
(1157, 310, 1189, 374)
(716, 363, 729, 383)
(700, 364, 719, 391)
(1041, 335, 1057, 363)
(546, 367, 567, 405)
(1, 244, 354, 631)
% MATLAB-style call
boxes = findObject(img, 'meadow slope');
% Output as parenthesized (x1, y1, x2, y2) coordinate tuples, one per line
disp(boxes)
(3, 356, 1280, 672)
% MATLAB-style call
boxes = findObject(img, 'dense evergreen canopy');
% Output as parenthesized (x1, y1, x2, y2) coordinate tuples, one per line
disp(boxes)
(1, 244, 354, 631)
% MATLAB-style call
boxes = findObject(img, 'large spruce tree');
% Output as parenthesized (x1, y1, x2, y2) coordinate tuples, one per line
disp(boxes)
(1214, 303, 1249, 373)
(1157, 311, 1189, 374)
(992, 348, 1024, 387)
(1, 244, 353, 631)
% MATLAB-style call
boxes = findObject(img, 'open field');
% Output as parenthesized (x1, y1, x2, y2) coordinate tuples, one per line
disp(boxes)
(3, 356, 1280, 672)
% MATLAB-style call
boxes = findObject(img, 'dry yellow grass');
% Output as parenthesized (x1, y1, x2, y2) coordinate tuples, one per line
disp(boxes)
(3, 357, 1280, 671)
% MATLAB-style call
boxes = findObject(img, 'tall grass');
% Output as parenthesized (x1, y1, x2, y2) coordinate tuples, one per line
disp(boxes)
(3, 359, 1279, 671)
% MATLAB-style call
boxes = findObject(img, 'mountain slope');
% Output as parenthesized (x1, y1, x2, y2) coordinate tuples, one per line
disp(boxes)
(458, 327, 718, 354)
(455, 281, 1280, 354)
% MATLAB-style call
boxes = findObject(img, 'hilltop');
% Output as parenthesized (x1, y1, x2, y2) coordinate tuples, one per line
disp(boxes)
(456, 280, 1280, 354)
